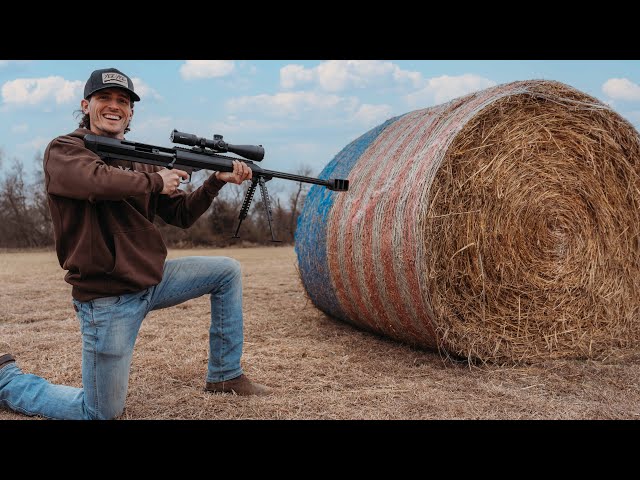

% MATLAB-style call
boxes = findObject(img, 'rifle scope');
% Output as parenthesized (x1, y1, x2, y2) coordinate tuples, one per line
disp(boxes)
(170, 129, 265, 162)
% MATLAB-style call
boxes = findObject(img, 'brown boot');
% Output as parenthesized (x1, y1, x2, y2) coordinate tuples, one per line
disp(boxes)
(0, 354, 15, 370)
(0, 342, 15, 370)
(205, 374, 272, 396)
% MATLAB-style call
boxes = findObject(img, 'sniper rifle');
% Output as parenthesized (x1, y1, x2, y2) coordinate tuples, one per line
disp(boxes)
(84, 130, 349, 242)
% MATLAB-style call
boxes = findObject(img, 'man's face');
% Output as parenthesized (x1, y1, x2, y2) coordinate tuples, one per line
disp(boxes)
(80, 88, 133, 139)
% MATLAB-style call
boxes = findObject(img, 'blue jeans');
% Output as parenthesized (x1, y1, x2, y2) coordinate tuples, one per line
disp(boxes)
(0, 256, 244, 420)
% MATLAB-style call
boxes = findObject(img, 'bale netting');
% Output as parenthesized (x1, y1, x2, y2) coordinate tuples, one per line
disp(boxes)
(294, 79, 640, 365)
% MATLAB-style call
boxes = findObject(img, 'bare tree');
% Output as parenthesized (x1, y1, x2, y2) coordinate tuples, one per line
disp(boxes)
(0, 158, 51, 247)
(31, 151, 53, 245)
(288, 165, 314, 239)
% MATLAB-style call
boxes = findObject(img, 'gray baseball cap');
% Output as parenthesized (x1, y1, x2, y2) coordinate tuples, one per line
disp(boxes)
(84, 67, 140, 102)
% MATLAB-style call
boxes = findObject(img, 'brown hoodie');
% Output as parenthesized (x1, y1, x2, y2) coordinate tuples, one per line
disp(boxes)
(43, 128, 227, 301)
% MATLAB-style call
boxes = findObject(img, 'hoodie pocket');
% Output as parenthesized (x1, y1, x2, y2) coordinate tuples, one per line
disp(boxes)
(108, 227, 167, 289)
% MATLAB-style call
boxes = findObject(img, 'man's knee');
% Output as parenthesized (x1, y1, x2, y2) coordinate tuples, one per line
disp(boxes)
(219, 257, 242, 280)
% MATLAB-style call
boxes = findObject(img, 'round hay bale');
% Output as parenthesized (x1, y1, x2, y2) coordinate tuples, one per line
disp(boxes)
(294, 79, 640, 364)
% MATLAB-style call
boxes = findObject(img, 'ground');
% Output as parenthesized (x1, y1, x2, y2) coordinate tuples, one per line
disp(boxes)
(1, 246, 638, 420)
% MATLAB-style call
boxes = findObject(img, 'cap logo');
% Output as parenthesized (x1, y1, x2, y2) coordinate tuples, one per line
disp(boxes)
(102, 72, 129, 88)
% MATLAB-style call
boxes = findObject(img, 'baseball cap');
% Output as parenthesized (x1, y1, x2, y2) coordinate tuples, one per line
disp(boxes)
(84, 67, 141, 102)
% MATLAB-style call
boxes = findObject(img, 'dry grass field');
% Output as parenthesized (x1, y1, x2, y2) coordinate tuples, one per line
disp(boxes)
(1, 246, 639, 420)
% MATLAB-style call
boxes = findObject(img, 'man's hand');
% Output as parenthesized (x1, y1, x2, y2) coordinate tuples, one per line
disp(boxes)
(216, 160, 253, 185)
(158, 168, 189, 194)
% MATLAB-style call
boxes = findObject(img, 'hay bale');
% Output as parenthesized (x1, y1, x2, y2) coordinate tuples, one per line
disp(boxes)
(295, 79, 640, 364)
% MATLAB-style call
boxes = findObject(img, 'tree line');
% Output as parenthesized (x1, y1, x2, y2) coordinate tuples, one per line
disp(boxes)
(0, 153, 313, 249)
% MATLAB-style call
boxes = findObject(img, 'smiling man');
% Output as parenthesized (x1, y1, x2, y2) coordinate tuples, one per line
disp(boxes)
(0, 67, 272, 420)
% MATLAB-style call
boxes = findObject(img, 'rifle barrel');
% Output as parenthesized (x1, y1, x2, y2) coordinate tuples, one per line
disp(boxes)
(261, 168, 349, 191)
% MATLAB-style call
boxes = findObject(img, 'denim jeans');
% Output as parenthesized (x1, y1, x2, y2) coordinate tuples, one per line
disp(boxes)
(0, 256, 244, 420)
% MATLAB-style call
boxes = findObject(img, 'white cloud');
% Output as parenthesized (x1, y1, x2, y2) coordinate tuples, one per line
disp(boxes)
(280, 60, 423, 92)
(130, 77, 162, 101)
(280, 64, 315, 89)
(224, 91, 393, 132)
(227, 91, 348, 118)
(405, 74, 496, 107)
(180, 61, 235, 80)
(351, 103, 394, 127)
(11, 123, 28, 134)
(602, 78, 640, 101)
(2, 76, 83, 106)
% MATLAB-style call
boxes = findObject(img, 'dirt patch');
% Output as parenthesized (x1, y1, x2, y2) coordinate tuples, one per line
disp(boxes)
(1, 247, 639, 419)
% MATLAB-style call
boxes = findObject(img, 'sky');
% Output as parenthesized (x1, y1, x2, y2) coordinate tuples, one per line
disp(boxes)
(1, 60, 639, 191)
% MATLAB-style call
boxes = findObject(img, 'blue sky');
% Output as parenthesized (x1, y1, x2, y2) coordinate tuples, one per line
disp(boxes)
(1, 60, 639, 189)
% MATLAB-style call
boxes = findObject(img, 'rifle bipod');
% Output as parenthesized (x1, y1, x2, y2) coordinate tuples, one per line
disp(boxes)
(232, 176, 282, 243)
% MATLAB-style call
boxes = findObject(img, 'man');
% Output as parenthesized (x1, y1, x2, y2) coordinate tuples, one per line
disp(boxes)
(0, 67, 271, 420)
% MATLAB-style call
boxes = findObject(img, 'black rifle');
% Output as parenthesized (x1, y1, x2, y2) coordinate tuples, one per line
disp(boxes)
(83, 130, 349, 242)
